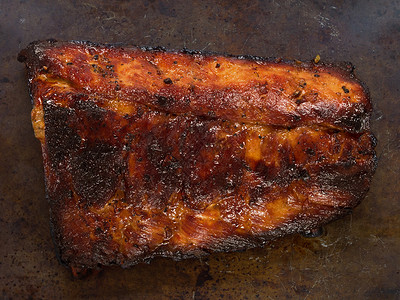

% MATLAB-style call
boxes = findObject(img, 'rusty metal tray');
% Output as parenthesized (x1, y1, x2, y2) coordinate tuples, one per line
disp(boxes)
(1, 0, 399, 298)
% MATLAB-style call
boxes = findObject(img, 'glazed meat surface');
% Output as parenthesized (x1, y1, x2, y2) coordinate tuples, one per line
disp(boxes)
(18, 40, 376, 270)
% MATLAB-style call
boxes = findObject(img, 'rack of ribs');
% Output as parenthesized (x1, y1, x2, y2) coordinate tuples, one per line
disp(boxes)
(18, 40, 376, 271)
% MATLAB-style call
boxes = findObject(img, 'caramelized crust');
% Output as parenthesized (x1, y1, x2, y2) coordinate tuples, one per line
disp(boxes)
(20, 40, 371, 132)
(19, 40, 376, 269)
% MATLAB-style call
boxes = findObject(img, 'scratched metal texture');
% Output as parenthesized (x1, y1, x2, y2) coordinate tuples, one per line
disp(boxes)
(0, 0, 399, 299)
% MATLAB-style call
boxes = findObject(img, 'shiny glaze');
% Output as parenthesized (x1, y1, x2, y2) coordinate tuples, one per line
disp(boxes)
(19, 40, 376, 269)
(21, 40, 371, 132)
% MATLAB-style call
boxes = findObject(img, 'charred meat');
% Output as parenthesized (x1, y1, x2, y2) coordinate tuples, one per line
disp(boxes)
(18, 40, 376, 270)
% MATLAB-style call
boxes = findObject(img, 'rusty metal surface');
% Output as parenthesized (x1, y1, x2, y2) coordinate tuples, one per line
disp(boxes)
(0, 0, 399, 298)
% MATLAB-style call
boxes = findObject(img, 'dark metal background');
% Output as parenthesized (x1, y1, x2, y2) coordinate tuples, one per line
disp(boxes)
(1, 0, 399, 298)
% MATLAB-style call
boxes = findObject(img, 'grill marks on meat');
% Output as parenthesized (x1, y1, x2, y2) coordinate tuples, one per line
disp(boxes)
(18, 40, 376, 269)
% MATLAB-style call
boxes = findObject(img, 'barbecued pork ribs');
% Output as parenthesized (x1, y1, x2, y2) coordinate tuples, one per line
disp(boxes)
(18, 40, 376, 270)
